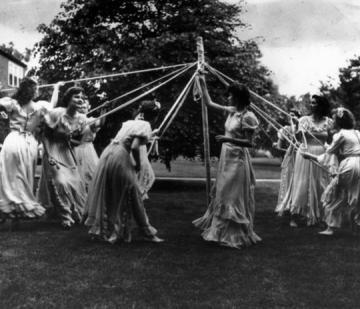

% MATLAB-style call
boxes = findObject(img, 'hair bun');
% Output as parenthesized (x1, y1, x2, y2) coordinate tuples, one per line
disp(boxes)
(139, 100, 161, 113)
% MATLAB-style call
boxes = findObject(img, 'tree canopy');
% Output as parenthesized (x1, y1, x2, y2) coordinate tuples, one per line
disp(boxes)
(320, 56, 360, 124)
(35, 0, 282, 157)
(0, 42, 31, 63)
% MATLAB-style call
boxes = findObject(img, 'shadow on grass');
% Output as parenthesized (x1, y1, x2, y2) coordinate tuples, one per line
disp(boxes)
(0, 184, 360, 308)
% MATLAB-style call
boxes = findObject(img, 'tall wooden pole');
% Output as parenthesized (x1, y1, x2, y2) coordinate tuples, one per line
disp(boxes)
(197, 36, 211, 206)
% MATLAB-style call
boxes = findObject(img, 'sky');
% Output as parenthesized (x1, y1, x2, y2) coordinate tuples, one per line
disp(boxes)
(1, 0, 360, 96)
(238, 0, 360, 96)
(0, 0, 61, 48)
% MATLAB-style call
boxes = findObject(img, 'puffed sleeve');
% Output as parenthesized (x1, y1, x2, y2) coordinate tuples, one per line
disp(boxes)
(241, 111, 259, 131)
(36, 100, 52, 112)
(43, 107, 65, 129)
(326, 117, 334, 130)
(86, 116, 101, 133)
(76, 113, 88, 131)
(325, 131, 344, 155)
(316, 131, 342, 174)
(278, 125, 292, 141)
(132, 120, 152, 144)
(0, 97, 16, 112)
(297, 116, 309, 132)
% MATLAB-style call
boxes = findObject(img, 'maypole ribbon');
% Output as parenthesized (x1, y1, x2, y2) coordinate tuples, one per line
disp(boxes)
(77, 62, 197, 132)
(206, 64, 294, 118)
(159, 78, 195, 138)
(206, 64, 299, 146)
(206, 63, 325, 147)
(250, 103, 299, 149)
(147, 69, 198, 155)
(0, 62, 193, 92)
(250, 103, 330, 172)
(87, 63, 196, 115)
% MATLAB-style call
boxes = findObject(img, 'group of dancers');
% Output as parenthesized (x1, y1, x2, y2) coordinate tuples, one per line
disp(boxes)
(274, 94, 360, 236)
(0, 72, 359, 250)
(0, 76, 163, 242)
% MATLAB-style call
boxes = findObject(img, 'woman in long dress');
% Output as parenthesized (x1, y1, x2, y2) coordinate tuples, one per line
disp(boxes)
(37, 86, 89, 228)
(134, 99, 161, 200)
(274, 110, 300, 211)
(75, 99, 102, 191)
(84, 100, 163, 244)
(276, 95, 333, 226)
(193, 75, 261, 249)
(302, 108, 360, 235)
(0, 78, 60, 222)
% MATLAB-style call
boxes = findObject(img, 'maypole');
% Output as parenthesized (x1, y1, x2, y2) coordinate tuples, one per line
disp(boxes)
(197, 36, 211, 206)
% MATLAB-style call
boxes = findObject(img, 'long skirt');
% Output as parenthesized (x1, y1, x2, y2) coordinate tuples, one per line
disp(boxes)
(277, 143, 330, 225)
(193, 143, 261, 249)
(75, 142, 99, 191)
(84, 142, 157, 243)
(321, 156, 360, 229)
(37, 141, 86, 226)
(137, 145, 155, 200)
(0, 131, 45, 219)
(276, 146, 296, 208)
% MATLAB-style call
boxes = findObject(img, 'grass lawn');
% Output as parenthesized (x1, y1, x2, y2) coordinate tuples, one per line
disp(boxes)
(152, 157, 281, 179)
(35, 158, 281, 180)
(1, 182, 360, 308)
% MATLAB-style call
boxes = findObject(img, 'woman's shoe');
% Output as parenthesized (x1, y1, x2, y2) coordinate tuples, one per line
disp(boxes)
(289, 220, 298, 228)
(61, 222, 72, 230)
(350, 211, 360, 234)
(143, 235, 164, 243)
(107, 232, 118, 244)
(319, 227, 334, 235)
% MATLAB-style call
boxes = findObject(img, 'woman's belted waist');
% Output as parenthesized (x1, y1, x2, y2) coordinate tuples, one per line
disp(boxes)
(11, 128, 34, 136)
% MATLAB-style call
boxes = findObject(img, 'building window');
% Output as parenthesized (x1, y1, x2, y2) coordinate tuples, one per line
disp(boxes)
(8, 61, 24, 87)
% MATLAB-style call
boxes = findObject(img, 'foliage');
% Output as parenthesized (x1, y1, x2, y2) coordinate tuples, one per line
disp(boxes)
(320, 56, 360, 125)
(35, 0, 285, 157)
(0, 42, 31, 63)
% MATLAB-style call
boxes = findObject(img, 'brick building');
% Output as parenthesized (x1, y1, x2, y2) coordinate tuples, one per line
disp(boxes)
(0, 49, 27, 145)
(0, 49, 27, 90)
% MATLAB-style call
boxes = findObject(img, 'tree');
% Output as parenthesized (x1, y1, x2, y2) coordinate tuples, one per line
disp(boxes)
(320, 57, 360, 124)
(35, 0, 283, 157)
(0, 42, 31, 63)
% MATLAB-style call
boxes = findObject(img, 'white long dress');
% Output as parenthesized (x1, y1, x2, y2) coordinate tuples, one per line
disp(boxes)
(276, 116, 334, 225)
(319, 129, 360, 229)
(0, 98, 49, 219)
(193, 110, 261, 249)
(75, 120, 99, 191)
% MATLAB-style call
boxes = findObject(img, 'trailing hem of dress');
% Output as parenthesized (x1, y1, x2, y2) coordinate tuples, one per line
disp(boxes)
(193, 215, 261, 249)
(289, 208, 321, 226)
(201, 226, 262, 249)
(86, 221, 157, 243)
(193, 201, 252, 228)
(275, 199, 321, 225)
(0, 202, 46, 219)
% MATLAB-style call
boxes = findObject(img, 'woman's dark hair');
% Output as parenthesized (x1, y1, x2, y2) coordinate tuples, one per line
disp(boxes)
(289, 108, 301, 118)
(60, 86, 84, 107)
(227, 82, 250, 108)
(12, 77, 37, 106)
(312, 95, 331, 117)
(135, 100, 160, 122)
(333, 107, 356, 129)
